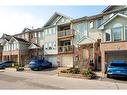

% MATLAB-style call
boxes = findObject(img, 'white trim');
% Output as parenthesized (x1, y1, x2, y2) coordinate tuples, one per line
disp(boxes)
(99, 13, 127, 29)
(9, 37, 18, 43)
(43, 12, 72, 27)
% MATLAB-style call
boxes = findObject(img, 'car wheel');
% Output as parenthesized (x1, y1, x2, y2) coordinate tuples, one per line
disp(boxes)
(31, 68, 35, 71)
(107, 74, 111, 78)
(38, 67, 42, 71)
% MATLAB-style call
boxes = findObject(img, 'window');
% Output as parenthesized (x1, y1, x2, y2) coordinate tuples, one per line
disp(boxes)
(61, 18, 65, 23)
(34, 33, 37, 37)
(106, 33, 110, 41)
(48, 42, 52, 50)
(96, 19, 102, 28)
(48, 28, 52, 35)
(38, 32, 41, 38)
(124, 10, 127, 15)
(42, 32, 44, 38)
(112, 27, 122, 41)
(105, 29, 111, 42)
(89, 21, 94, 29)
(44, 29, 48, 36)
(16, 43, 19, 49)
(14, 43, 16, 50)
(45, 43, 48, 50)
(125, 26, 127, 40)
(52, 42, 56, 49)
(52, 27, 56, 34)
(64, 41, 71, 46)
(73, 22, 85, 32)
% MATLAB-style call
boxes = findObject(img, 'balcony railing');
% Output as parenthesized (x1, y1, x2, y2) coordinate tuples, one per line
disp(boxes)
(58, 29, 74, 38)
(58, 45, 74, 53)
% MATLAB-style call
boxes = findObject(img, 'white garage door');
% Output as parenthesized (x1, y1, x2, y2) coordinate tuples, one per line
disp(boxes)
(47, 56, 57, 67)
(62, 55, 73, 67)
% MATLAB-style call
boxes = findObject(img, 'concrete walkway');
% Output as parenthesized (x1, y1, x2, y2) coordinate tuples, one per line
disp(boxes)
(0, 70, 127, 89)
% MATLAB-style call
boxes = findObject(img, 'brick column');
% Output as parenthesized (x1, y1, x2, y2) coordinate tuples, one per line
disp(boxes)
(100, 45, 106, 77)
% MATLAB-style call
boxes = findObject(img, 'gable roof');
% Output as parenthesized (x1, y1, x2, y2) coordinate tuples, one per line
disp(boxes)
(99, 13, 127, 29)
(101, 5, 126, 13)
(9, 36, 30, 43)
(72, 6, 127, 23)
(22, 28, 31, 33)
(43, 12, 73, 27)
(28, 43, 40, 49)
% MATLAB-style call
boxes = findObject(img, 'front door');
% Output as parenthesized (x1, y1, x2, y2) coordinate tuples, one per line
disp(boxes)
(82, 48, 89, 67)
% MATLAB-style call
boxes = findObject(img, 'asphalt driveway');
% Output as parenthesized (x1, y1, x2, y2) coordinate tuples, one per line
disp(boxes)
(24, 67, 58, 76)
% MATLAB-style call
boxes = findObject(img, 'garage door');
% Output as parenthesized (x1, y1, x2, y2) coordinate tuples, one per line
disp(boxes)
(47, 56, 57, 67)
(106, 50, 127, 63)
(62, 55, 73, 67)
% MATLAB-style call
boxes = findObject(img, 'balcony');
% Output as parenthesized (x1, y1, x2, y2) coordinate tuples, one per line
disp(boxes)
(58, 45, 74, 54)
(58, 29, 74, 39)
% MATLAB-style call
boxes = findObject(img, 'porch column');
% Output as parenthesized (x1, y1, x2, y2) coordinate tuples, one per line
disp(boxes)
(93, 43, 95, 65)
(2, 54, 4, 61)
(93, 43, 95, 69)
(101, 50, 106, 77)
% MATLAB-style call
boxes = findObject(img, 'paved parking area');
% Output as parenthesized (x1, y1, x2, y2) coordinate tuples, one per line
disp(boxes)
(24, 68, 58, 76)
(0, 68, 127, 87)
(98, 77, 127, 84)
(1, 69, 127, 89)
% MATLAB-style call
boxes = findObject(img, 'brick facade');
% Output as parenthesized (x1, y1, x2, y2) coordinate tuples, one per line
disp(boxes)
(100, 41, 127, 72)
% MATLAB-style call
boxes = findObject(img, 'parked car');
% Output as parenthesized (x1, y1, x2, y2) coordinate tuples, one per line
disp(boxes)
(0, 63, 6, 69)
(107, 60, 127, 78)
(0, 61, 15, 68)
(29, 59, 52, 71)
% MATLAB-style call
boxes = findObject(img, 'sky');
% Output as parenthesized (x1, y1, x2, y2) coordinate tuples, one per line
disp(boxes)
(0, 6, 107, 37)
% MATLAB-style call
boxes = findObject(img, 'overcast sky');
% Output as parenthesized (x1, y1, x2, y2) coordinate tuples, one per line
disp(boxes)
(0, 6, 107, 37)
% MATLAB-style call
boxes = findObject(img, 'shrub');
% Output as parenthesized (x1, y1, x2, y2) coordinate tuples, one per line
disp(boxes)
(11, 63, 19, 68)
(16, 66, 24, 71)
(81, 69, 96, 79)
(69, 68, 80, 74)
(60, 68, 80, 74)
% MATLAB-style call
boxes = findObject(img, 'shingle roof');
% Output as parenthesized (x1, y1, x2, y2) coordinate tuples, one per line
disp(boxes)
(13, 36, 30, 43)
(72, 6, 127, 23)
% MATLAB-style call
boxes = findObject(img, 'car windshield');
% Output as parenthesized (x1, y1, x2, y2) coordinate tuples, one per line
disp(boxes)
(110, 63, 127, 67)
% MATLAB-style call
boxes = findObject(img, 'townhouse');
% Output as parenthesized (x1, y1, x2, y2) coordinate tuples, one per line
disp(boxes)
(0, 6, 127, 73)
(2, 36, 30, 65)
(71, 6, 127, 72)
(41, 12, 73, 67)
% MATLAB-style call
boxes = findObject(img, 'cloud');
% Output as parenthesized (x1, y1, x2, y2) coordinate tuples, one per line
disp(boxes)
(0, 11, 44, 37)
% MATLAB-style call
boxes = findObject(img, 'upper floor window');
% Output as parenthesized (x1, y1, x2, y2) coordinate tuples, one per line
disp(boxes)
(45, 43, 48, 50)
(52, 42, 56, 49)
(125, 26, 127, 40)
(73, 22, 85, 32)
(42, 32, 44, 37)
(38, 32, 41, 38)
(45, 41, 56, 50)
(34, 32, 37, 37)
(106, 33, 111, 41)
(89, 21, 94, 29)
(61, 18, 65, 23)
(44, 29, 48, 36)
(96, 18, 102, 28)
(52, 27, 56, 34)
(48, 28, 52, 35)
(112, 27, 122, 41)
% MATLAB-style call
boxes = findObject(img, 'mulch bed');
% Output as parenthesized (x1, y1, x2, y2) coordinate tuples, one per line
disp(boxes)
(58, 72, 88, 79)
